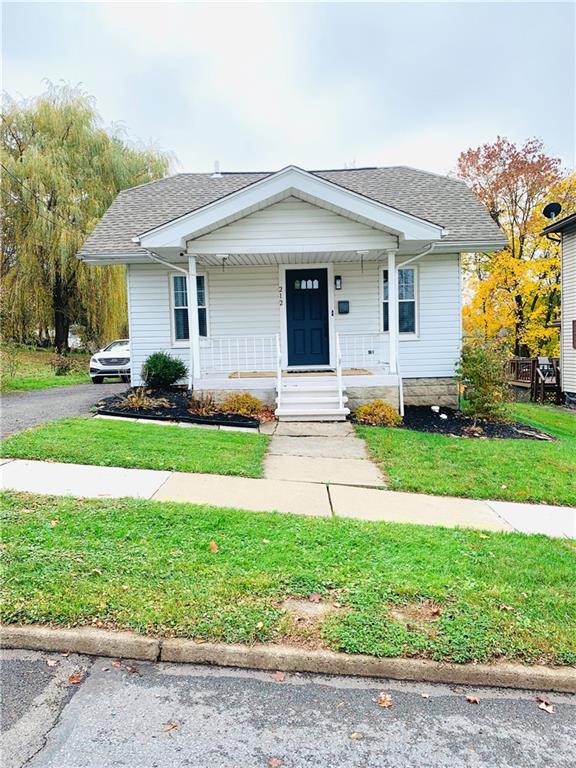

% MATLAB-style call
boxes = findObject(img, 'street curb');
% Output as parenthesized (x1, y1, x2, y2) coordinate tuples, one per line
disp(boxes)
(2, 625, 574, 693)
(0, 625, 159, 661)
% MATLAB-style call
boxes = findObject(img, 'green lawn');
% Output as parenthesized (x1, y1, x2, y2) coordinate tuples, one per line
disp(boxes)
(1, 346, 91, 392)
(2, 491, 574, 665)
(0, 417, 269, 478)
(357, 404, 576, 507)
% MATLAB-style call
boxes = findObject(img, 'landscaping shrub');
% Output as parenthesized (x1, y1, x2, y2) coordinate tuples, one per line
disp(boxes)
(219, 392, 264, 418)
(456, 339, 510, 420)
(354, 400, 403, 427)
(51, 353, 73, 376)
(117, 387, 172, 411)
(188, 391, 218, 416)
(141, 352, 187, 389)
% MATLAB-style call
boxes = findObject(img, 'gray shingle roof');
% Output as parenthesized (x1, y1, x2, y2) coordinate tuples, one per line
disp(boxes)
(78, 166, 506, 257)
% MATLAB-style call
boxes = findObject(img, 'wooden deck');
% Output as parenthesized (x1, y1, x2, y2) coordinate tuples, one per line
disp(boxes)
(507, 358, 562, 404)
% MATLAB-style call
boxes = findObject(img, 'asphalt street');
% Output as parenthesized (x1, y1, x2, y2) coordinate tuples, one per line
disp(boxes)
(1, 649, 574, 768)
(0, 382, 125, 437)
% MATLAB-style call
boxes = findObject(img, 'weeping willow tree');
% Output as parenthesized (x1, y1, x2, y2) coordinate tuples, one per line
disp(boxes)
(1, 84, 170, 350)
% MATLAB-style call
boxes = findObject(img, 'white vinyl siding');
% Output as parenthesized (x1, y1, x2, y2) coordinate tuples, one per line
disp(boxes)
(127, 254, 461, 384)
(189, 196, 396, 254)
(561, 225, 576, 393)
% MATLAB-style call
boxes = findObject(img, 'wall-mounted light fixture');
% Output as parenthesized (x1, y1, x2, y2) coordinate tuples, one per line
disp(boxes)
(335, 275, 342, 290)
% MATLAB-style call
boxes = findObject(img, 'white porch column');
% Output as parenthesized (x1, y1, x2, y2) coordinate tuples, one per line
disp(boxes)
(187, 254, 201, 389)
(387, 249, 399, 374)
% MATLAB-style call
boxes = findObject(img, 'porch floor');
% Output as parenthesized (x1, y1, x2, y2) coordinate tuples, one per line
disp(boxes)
(227, 368, 372, 379)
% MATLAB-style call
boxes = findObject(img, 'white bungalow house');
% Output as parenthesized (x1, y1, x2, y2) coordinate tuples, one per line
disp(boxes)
(542, 211, 576, 404)
(78, 165, 506, 420)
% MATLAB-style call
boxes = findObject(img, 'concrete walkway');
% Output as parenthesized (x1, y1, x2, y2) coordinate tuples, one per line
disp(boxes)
(264, 421, 385, 487)
(2, 457, 574, 537)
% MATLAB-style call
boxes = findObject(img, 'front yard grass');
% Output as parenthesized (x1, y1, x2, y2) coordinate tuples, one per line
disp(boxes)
(0, 417, 269, 478)
(2, 491, 575, 666)
(357, 404, 576, 507)
(1, 346, 91, 392)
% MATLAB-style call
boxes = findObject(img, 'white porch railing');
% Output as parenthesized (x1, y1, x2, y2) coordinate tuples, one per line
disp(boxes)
(336, 332, 389, 370)
(199, 334, 279, 376)
(336, 333, 344, 409)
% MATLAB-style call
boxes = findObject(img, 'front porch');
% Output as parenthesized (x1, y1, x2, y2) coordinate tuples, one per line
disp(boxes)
(194, 331, 399, 421)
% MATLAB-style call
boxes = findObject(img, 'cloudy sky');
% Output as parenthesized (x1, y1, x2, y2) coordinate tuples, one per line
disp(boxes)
(3, 1, 575, 175)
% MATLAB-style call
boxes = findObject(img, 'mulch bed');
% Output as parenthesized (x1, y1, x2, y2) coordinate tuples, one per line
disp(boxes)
(95, 389, 260, 429)
(398, 406, 553, 441)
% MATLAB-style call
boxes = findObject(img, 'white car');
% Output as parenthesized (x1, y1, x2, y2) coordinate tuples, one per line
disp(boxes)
(89, 339, 130, 384)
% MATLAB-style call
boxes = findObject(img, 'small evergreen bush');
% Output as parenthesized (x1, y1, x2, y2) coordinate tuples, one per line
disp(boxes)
(354, 400, 403, 427)
(141, 352, 187, 389)
(456, 339, 510, 420)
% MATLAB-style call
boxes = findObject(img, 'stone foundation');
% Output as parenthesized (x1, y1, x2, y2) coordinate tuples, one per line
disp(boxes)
(402, 377, 458, 407)
(346, 386, 400, 411)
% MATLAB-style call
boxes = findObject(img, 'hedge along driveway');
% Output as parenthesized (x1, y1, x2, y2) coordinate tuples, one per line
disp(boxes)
(2, 492, 575, 666)
(0, 417, 270, 478)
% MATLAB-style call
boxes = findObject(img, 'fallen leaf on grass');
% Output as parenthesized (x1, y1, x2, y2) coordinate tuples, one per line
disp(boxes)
(161, 721, 178, 732)
(349, 732, 364, 740)
(499, 604, 513, 612)
(479, 533, 490, 539)
(271, 671, 286, 682)
(111, 659, 122, 668)
(50, 519, 59, 527)
(262, 538, 270, 545)
(256, 622, 264, 630)
(377, 692, 393, 708)
(68, 674, 82, 684)
(465, 695, 480, 704)
(308, 592, 321, 603)
(209, 540, 219, 553)
(46, 660, 58, 667)
(268, 759, 283, 768)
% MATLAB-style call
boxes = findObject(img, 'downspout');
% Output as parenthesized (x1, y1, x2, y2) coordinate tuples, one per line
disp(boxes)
(395, 241, 440, 416)
(145, 250, 194, 391)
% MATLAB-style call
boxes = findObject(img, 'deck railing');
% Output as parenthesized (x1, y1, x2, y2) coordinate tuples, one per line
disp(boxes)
(336, 332, 389, 370)
(199, 334, 279, 376)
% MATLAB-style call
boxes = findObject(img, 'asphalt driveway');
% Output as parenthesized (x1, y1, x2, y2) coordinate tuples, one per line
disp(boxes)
(2, 649, 574, 768)
(0, 382, 126, 438)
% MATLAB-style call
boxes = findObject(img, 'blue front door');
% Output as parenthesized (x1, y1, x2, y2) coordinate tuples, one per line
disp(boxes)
(286, 268, 330, 367)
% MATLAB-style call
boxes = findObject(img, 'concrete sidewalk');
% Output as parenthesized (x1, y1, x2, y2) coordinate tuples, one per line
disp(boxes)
(2, 457, 574, 537)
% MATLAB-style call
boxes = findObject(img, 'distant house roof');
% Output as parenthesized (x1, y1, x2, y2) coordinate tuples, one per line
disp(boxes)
(78, 165, 506, 258)
(541, 211, 576, 235)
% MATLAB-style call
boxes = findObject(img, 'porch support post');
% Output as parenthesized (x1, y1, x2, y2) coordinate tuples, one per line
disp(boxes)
(187, 253, 201, 389)
(387, 249, 398, 375)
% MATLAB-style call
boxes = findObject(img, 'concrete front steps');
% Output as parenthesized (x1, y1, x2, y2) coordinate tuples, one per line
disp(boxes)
(275, 375, 350, 421)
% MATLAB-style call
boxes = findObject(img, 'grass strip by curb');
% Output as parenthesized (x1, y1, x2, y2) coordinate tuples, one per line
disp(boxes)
(2, 625, 574, 694)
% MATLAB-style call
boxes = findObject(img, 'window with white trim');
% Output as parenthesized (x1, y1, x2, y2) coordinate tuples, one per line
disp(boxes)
(172, 274, 208, 341)
(382, 267, 417, 334)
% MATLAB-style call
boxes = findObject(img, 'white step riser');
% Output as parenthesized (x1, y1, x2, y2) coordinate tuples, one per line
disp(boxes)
(278, 394, 348, 403)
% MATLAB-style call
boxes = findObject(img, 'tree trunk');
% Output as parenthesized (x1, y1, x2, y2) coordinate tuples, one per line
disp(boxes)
(53, 275, 70, 353)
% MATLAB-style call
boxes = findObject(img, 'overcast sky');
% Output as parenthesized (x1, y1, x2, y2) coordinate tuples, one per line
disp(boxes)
(3, 1, 575, 175)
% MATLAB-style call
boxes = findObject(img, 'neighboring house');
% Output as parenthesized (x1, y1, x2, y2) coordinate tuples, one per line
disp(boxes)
(78, 165, 505, 420)
(542, 212, 576, 404)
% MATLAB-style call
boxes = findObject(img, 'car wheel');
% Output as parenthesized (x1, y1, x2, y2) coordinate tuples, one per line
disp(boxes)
(92, 377, 103, 384)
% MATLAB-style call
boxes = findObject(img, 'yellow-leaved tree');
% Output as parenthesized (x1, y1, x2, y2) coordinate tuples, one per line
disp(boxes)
(1, 83, 171, 351)
(457, 137, 576, 356)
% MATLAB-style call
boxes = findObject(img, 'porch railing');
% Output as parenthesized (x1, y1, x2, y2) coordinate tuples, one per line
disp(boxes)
(336, 332, 389, 370)
(199, 334, 278, 376)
